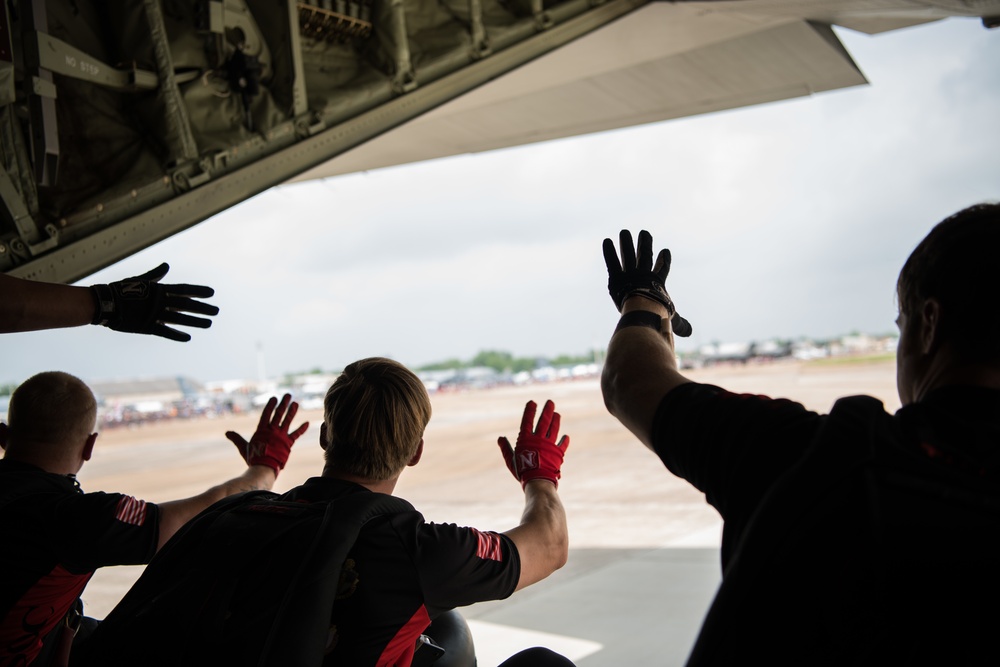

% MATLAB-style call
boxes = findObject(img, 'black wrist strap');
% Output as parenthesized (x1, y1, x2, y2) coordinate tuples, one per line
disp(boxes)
(90, 284, 114, 325)
(614, 310, 662, 333)
(622, 287, 675, 317)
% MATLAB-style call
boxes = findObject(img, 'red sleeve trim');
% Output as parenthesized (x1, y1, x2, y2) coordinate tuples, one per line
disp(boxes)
(471, 528, 504, 562)
(114, 496, 149, 526)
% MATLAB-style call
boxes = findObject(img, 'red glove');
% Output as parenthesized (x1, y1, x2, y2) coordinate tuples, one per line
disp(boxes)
(498, 400, 570, 489)
(227, 394, 309, 473)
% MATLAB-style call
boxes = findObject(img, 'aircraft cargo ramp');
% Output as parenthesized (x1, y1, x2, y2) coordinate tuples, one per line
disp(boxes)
(5, 1, 997, 284)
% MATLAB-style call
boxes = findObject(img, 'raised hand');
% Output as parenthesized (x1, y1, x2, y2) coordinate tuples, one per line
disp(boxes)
(603, 230, 692, 337)
(90, 263, 220, 342)
(498, 400, 570, 489)
(227, 394, 309, 473)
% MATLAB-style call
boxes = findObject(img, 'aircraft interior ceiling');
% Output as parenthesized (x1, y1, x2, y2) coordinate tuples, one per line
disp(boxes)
(0, 0, 997, 284)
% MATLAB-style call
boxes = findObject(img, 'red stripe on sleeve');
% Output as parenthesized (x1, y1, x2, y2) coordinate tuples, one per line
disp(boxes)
(471, 528, 504, 562)
(115, 496, 148, 526)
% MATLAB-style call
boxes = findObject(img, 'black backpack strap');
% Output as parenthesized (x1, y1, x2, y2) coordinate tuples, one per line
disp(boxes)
(255, 491, 413, 667)
(81, 488, 412, 667)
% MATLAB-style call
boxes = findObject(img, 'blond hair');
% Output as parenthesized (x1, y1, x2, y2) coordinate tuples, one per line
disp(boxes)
(323, 358, 431, 480)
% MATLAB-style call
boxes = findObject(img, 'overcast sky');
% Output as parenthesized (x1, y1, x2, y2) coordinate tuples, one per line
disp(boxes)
(3, 18, 998, 387)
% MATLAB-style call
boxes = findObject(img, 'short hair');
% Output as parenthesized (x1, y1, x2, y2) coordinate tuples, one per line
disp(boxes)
(897, 202, 1000, 361)
(323, 357, 432, 480)
(7, 371, 97, 446)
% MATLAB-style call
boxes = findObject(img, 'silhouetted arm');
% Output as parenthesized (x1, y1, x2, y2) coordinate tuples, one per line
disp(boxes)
(0, 273, 95, 332)
(156, 466, 277, 550)
(600, 229, 694, 453)
(1, 264, 219, 341)
(155, 394, 308, 550)
(601, 295, 693, 452)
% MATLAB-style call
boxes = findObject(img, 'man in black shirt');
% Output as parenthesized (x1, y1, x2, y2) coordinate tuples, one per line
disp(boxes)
(81, 357, 574, 666)
(601, 203, 1000, 664)
(0, 371, 307, 666)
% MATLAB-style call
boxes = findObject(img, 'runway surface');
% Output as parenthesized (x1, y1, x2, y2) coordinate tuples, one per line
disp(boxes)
(79, 358, 899, 665)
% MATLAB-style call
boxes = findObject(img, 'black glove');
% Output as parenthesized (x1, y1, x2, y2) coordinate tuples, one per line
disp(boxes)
(90, 263, 220, 342)
(603, 230, 693, 337)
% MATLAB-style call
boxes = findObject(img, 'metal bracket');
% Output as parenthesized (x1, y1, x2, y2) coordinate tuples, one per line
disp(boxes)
(296, 113, 326, 138)
(0, 163, 37, 242)
(171, 164, 212, 191)
(28, 222, 58, 254)
(32, 31, 158, 91)
(3, 221, 59, 258)
(21, 0, 59, 186)
(392, 69, 417, 94)
(468, 0, 492, 58)
(531, 0, 553, 29)
(386, 0, 417, 94)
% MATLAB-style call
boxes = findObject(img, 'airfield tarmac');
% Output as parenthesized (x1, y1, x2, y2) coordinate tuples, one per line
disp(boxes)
(79, 358, 899, 666)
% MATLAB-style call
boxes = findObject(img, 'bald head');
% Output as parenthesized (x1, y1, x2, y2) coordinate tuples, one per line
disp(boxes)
(4, 372, 97, 458)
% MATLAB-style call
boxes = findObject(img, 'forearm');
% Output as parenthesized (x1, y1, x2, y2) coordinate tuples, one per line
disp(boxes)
(601, 295, 692, 450)
(504, 480, 568, 591)
(207, 465, 278, 498)
(0, 274, 95, 333)
(156, 465, 276, 550)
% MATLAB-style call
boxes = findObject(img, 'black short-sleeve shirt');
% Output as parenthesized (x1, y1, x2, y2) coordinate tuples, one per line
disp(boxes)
(652, 383, 1000, 665)
(651, 382, 823, 564)
(0, 460, 159, 667)
(281, 478, 520, 666)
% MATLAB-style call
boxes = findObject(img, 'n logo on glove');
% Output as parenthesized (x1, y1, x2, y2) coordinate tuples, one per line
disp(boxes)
(90, 263, 220, 342)
(498, 400, 570, 489)
(226, 394, 308, 474)
(247, 441, 267, 460)
(117, 280, 149, 298)
(517, 450, 539, 471)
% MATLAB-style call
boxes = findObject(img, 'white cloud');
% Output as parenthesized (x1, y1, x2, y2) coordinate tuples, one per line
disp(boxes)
(2, 18, 998, 385)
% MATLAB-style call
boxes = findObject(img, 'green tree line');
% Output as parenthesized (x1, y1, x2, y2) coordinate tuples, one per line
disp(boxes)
(416, 350, 598, 374)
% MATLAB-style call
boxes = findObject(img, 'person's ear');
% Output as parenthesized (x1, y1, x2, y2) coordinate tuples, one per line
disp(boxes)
(919, 298, 942, 355)
(319, 422, 329, 451)
(0, 423, 8, 451)
(407, 439, 424, 467)
(82, 433, 97, 462)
